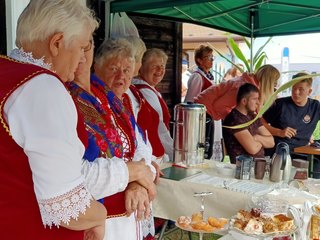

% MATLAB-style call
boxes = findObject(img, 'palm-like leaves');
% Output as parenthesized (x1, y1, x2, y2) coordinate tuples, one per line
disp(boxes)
(214, 36, 272, 73)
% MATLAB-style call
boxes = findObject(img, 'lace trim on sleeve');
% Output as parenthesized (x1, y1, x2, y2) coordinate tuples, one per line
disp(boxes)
(38, 183, 93, 228)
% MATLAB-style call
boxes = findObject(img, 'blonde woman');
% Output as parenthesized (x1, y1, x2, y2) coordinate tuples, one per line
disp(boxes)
(195, 64, 280, 120)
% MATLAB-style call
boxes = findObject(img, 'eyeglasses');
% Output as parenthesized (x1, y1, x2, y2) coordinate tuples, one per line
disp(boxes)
(84, 39, 93, 52)
(202, 55, 215, 61)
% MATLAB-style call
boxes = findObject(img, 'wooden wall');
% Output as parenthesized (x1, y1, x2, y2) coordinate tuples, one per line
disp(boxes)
(128, 14, 182, 114)
(87, 1, 182, 119)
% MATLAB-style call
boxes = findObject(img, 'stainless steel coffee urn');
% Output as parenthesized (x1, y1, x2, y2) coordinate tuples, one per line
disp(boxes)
(173, 103, 206, 166)
(270, 142, 292, 182)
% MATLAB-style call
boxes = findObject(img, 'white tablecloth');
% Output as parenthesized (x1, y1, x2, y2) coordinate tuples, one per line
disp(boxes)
(153, 161, 320, 221)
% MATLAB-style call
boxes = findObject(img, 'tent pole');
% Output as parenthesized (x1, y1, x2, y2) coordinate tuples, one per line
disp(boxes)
(105, 0, 113, 38)
(250, 8, 254, 73)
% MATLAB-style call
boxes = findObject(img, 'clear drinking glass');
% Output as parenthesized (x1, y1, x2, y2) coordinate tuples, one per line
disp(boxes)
(264, 156, 271, 178)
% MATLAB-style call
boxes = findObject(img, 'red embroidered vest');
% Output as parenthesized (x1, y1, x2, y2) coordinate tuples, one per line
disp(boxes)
(0, 56, 87, 240)
(194, 71, 213, 92)
(124, 86, 165, 158)
(135, 84, 171, 131)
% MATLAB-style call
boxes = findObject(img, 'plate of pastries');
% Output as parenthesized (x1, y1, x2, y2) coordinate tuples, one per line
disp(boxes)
(229, 208, 296, 238)
(176, 212, 228, 233)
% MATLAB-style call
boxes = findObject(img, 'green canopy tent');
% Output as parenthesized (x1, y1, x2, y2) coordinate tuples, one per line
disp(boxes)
(107, 0, 320, 70)
(109, 0, 320, 38)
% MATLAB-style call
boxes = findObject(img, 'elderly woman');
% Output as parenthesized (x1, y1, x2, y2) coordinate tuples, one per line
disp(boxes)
(68, 38, 156, 240)
(94, 39, 158, 239)
(122, 36, 165, 240)
(124, 37, 167, 164)
(132, 48, 174, 160)
(0, 1, 106, 240)
(184, 45, 215, 103)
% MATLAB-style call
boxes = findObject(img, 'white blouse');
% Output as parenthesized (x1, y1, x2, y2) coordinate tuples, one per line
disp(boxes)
(125, 88, 156, 166)
(184, 67, 213, 103)
(4, 49, 92, 227)
(132, 79, 173, 160)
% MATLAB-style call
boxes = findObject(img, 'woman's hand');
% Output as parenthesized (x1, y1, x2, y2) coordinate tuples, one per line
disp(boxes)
(151, 161, 163, 185)
(125, 182, 151, 220)
(127, 160, 157, 201)
(83, 223, 105, 240)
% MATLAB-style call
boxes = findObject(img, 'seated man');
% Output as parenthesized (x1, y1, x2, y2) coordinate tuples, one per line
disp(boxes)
(262, 72, 320, 177)
(223, 83, 274, 164)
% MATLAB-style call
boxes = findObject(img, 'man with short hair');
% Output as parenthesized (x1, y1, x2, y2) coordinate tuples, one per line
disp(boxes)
(262, 72, 320, 177)
(223, 83, 274, 164)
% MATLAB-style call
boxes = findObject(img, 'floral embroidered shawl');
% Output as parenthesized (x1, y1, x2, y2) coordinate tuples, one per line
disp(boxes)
(68, 74, 138, 162)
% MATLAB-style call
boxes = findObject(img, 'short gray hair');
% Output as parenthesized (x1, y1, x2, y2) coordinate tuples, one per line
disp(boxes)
(142, 48, 168, 65)
(94, 38, 135, 68)
(16, 0, 99, 48)
(125, 36, 146, 63)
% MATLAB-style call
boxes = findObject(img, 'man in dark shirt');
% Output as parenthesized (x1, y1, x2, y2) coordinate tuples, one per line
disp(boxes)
(262, 72, 320, 177)
(223, 83, 274, 164)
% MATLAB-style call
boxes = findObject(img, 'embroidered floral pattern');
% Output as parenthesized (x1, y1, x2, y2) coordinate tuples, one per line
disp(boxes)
(68, 80, 124, 160)
(68, 75, 138, 163)
(38, 183, 92, 227)
(9, 48, 52, 70)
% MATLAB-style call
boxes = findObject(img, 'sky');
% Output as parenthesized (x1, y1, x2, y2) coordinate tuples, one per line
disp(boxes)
(240, 33, 320, 64)
(238, 33, 320, 97)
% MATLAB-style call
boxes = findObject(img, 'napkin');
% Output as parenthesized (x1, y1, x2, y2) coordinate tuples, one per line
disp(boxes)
(300, 201, 313, 240)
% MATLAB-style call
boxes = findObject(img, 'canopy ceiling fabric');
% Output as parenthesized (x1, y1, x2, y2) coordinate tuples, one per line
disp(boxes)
(110, 0, 320, 37)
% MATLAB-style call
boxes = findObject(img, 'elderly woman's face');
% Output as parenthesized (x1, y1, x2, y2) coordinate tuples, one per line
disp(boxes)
(97, 56, 135, 98)
(197, 51, 214, 72)
(140, 56, 166, 87)
(74, 39, 94, 81)
(52, 28, 91, 82)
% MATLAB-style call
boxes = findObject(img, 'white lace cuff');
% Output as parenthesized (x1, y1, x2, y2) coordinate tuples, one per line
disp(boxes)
(38, 183, 92, 227)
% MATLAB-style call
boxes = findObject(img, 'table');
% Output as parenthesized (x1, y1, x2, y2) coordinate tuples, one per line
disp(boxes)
(294, 145, 320, 178)
(153, 161, 320, 239)
(153, 161, 319, 221)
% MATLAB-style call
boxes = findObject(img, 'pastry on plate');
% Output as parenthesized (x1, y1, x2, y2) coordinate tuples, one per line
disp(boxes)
(191, 212, 203, 223)
(208, 217, 228, 228)
(262, 219, 278, 233)
(243, 218, 263, 234)
(191, 221, 215, 232)
(236, 209, 252, 222)
(272, 214, 294, 231)
(177, 216, 191, 228)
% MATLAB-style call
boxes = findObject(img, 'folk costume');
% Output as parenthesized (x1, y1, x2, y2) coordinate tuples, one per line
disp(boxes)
(124, 85, 165, 159)
(133, 78, 173, 161)
(68, 74, 154, 240)
(184, 66, 214, 103)
(123, 85, 160, 240)
(0, 49, 92, 240)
